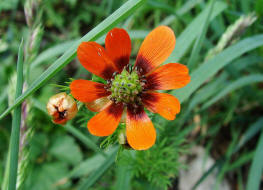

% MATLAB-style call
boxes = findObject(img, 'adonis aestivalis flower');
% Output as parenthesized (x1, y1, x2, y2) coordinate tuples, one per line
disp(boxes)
(70, 26, 190, 150)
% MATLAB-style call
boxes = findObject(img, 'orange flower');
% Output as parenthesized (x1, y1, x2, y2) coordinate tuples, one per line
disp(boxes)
(70, 26, 190, 150)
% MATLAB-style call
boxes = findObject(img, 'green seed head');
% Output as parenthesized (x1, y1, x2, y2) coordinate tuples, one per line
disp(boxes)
(110, 69, 142, 103)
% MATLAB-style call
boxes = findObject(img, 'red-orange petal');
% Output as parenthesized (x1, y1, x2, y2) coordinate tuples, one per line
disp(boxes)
(142, 92, 180, 120)
(105, 28, 131, 72)
(70, 80, 110, 102)
(87, 102, 124, 136)
(77, 42, 117, 79)
(134, 26, 176, 75)
(126, 105, 156, 150)
(145, 63, 190, 90)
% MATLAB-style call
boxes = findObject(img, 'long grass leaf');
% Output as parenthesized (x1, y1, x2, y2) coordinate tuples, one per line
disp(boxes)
(64, 124, 107, 157)
(227, 151, 255, 171)
(70, 148, 116, 178)
(202, 74, 263, 109)
(173, 34, 263, 103)
(8, 39, 24, 190)
(31, 40, 76, 68)
(187, 0, 215, 70)
(160, 0, 204, 25)
(165, 1, 227, 63)
(115, 164, 131, 190)
(234, 117, 263, 153)
(78, 147, 118, 190)
(0, 0, 146, 120)
(246, 128, 263, 190)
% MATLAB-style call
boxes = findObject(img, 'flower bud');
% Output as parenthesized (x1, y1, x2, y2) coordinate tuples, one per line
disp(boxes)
(46, 92, 78, 124)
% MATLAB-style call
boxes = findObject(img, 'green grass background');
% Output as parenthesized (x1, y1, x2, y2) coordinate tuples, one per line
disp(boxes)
(0, 0, 263, 189)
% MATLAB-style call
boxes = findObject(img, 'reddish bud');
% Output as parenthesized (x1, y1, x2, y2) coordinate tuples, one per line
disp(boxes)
(47, 92, 78, 124)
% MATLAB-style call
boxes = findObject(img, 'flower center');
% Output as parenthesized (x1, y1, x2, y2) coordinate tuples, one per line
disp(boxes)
(110, 69, 143, 104)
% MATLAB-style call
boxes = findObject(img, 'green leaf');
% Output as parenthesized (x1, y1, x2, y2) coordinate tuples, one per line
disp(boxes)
(202, 74, 263, 109)
(173, 34, 263, 103)
(78, 147, 118, 190)
(160, 0, 204, 25)
(246, 128, 263, 190)
(234, 117, 263, 153)
(64, 124, 106, 156)
(70, 148, 116, 178)
(8, 39, 24, 190)
(187, 0, 215, 70)
(49, 135, 83, 165)
(31, 40, 76, 69)
(115, 161, 131, 190)
(165, 1, 227, 63)
(0, 0, 146, 120)
(227, 151, 255, 171)
(188, 73, 227, 111)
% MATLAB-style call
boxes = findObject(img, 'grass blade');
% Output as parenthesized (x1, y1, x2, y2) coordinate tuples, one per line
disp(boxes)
(64, 124, 107, 157)
(192, 160, 222, 190)
(246, 128, 263, 190)
(115, 164, 131, 190)
(70, 148, 116, 178)
(227, 151, 255, 171)
(31, 40, 76, 69)
(0, 0, 146, 120)
(187, 0, 215, 70)
(202, 74, 263, 109)
(78, 147, 118, 190)
(234, 117, 263, 153)
(165, 1, 227, 63)
(8, 39, 24, 190)
(173, 34, 263, 103)
(160, 0, 204, 25)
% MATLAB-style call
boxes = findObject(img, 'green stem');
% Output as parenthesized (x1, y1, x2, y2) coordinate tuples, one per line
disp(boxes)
(8, 39, 24, 190)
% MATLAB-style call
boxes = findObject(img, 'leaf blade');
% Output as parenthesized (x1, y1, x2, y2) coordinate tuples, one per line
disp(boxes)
(8, 39, 24, 190)
(246, 128, 263, 190)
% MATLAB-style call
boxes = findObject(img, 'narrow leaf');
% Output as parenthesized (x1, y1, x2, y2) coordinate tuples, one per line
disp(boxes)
(202, 74, 263, 109)
(78, 147, 118, 190)
(165, 1, 227, 63)
(246, 128, 263, 190)
(8, 39, 24, 190)
(187, 0, 215, 70)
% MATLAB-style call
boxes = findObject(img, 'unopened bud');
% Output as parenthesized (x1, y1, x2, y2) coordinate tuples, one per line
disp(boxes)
(46, 92, 78, 124)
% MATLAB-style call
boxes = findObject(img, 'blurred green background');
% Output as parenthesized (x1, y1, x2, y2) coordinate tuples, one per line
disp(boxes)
(0, 0, 263, 189)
